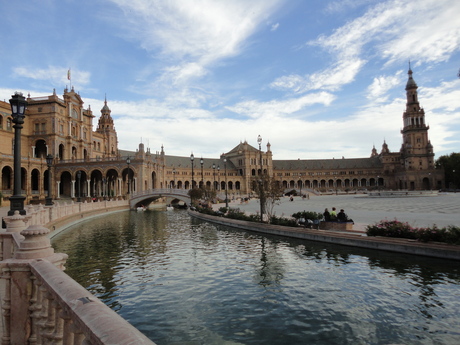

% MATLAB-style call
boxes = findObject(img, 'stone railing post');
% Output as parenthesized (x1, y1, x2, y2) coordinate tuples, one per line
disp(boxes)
(1, 215, 67, 344)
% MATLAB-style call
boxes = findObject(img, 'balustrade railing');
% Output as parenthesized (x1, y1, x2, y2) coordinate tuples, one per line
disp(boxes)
(26, 259, 154, 345)
(0, 198, 157, 344)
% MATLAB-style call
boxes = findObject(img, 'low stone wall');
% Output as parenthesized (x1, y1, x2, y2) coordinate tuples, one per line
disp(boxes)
(320, 221, 354, 231)
(189, 211, 460, 261)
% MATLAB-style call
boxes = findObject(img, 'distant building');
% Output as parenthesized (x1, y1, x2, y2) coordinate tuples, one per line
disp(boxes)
(0, 68, 444, 206)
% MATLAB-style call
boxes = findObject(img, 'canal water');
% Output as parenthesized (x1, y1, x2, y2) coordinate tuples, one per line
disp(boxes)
(52, 210, 460, 345)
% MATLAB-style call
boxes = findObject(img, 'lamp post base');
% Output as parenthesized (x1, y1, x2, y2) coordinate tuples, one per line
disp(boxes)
(45, 197, 54, 206)
(7, 195, 26, 216)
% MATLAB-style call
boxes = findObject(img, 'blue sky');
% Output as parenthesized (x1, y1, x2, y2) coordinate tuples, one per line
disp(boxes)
(1, 0, 459, 160)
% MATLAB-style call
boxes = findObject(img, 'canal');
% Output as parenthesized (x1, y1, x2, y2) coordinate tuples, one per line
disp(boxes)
(52, 209, 460, 345)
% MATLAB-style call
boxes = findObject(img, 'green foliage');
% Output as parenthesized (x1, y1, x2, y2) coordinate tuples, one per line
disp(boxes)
(218, 207, 228, 214)
(270, 215, 298, 227)
(188, 187, 204, 201)
(366, 220, 460, 244)
(291, 211, 323, 221)
(225, 208, 253, 221)
(436, 152, 460, 190)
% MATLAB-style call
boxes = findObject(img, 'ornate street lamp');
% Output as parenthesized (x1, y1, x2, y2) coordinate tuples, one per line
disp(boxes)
(45, 154, 54, 206)
(212, 163, 216, 190)
(190, 153, 195, 189)
(127, 156, 131, 195)
(77, 170, 82, 202)
(200, 157, 204, 188)
(8, 92, 28, 216)
(223, 156, 228, 208)
(257, 135, 264, 222)
(217, 165, 220, 191)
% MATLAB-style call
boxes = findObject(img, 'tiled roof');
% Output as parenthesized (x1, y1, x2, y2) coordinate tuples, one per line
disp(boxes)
(272, 156, 382, 170)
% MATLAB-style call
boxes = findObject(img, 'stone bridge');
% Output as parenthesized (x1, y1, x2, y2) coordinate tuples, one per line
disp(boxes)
(129, 188, 191, 209)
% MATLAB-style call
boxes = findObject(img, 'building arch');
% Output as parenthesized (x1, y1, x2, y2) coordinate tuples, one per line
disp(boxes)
(31, 169, 40, 194)
(2, 166, 12, 190)
(59, 144, 65, 161)
(34, 139, 47, 158)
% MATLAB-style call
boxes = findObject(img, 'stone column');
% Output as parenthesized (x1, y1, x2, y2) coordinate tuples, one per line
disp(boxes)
(87, 179, 91, 198)
(71, 180, 75, 198)
(56, 181, 61, 199)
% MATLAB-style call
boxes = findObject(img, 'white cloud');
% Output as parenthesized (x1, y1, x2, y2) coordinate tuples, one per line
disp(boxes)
(271, 23, 279, 31)
(366, 71, 403, 101)
(226, 92, 335, 119)
(270, 59, 365, 93)
(12, 66, 90, 89)
(110, 0, 283, 84)
(272, 0, 460, 95)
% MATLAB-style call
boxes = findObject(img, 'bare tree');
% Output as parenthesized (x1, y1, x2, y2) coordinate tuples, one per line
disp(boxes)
(251, 174, 284, 222)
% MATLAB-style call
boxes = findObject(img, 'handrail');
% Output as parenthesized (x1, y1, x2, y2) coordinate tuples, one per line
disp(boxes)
(30, 259, 155, 344)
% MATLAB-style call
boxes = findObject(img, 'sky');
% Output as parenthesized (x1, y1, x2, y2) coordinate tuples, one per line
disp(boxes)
(1, 0, 459, 160)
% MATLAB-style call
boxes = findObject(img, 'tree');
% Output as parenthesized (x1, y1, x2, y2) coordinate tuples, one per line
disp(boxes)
(188, 186, 216, 206)
(436, 153, 460, 190)
(251, 174, 284, 222)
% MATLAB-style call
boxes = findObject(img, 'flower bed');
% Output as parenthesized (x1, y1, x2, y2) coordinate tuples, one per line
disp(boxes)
(366, 220, 460, 244)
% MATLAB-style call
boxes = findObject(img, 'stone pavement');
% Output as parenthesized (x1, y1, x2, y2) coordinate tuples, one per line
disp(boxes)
(222, 193, 460, 231)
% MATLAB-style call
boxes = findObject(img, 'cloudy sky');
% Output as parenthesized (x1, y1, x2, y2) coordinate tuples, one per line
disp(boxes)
(1, 0, 459, 160)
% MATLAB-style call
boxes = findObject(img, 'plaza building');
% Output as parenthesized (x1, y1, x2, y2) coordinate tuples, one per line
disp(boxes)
(0, 68, 444, 206)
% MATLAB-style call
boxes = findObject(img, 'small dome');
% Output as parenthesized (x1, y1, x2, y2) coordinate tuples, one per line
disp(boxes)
(405, 68, 418, 90)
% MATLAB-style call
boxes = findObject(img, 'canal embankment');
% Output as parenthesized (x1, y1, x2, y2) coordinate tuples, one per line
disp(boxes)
(189, 210, 460, 260)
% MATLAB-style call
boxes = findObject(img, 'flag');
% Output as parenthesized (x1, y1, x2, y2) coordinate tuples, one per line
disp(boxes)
(67, 69, 71, 80)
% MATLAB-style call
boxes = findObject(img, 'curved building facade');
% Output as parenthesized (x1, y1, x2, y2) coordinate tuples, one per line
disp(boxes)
(0, 69, 444, 206)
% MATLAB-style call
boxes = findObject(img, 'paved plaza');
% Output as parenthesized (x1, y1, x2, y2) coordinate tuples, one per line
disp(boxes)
(225, 193, 460, 231)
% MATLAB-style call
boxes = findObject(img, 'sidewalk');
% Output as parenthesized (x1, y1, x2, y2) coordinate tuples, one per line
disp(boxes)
(216, 193, 460, 230)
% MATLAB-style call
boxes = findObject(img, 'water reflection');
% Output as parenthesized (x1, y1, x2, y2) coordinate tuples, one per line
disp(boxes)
(52, 210, 460, 345)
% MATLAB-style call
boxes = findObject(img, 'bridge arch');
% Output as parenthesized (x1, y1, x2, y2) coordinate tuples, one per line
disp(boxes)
(129, 188, 191, 209)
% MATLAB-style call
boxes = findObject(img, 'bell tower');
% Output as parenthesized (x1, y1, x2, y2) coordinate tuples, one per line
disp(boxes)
(96, 96, 118, 158)
(400, 66, 434, 170)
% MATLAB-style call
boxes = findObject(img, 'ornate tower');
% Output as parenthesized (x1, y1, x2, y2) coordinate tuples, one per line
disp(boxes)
(96, 96, 118, 158)
(400, 66, 434, 171)
(395, 66, 443, 190)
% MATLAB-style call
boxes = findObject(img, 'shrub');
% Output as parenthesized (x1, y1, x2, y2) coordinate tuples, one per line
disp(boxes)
(442, 226, 460, 245)
(270, 215, 298, 227)
(291, 211, 323, 221)
(226, 208, 252, 221)
(366, 220, 460, 245)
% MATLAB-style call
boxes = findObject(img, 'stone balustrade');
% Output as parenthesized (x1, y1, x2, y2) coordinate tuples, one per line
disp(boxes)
(0, 199, 156, 344)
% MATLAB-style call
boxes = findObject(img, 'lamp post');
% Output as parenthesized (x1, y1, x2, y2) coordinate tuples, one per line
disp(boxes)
(257, 135, 264, 222)
(8, 92, 28, 216)
(102, 177, 107, 200)
(173, 167, 176, 189)
(217, 165, 220, 191)
(212, 163, 216, 190)
(127, 156, 131, 195)
(77, 170, 81, 202)
(223, 156, 228, 208)
(377, 175, 380, 191)
(334, 176, 337, 195)
(45, 154, 54, 206)
(190, 153, 195, 189)
(200, 157, 204, 188)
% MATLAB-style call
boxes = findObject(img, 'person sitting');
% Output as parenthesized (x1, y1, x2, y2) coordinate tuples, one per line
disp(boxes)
(337, 209, 347, 222)
(337, 209, 353, 223)
(323, 208, 331, 221)
(330, 207, 337, 221)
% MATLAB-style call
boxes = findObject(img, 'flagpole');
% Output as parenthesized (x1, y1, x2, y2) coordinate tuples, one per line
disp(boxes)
(67, 68, 72, 89)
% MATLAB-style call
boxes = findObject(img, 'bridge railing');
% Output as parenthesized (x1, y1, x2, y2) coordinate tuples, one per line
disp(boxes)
(131, 188, 191, 198)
